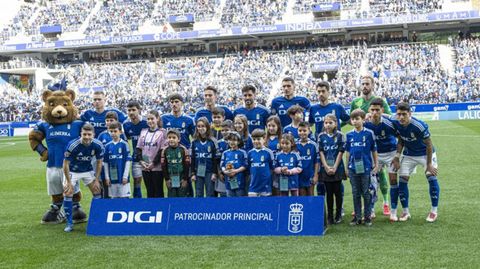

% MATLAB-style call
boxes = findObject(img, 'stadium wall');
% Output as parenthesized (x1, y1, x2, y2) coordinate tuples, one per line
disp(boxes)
(1, 102, 479, 137)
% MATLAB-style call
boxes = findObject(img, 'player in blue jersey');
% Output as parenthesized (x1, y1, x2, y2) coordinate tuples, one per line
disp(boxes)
(123, 101, 149, 198)
(31, 110, 86, 224)
(247, 129, 274, 197)
(215, 120, 234, 197)
(80, 91, 126, 137)
(309, 81, 350, 139)
(221, 132, 248, 197)
(270, 77, 311, 128)
(103, 122, 132, 198)
(162, 94, 196, 149)
(234, 85, 270, 133)
(318, 114, 347, 224)
(191, 117, 218, 197)
(284, 105, 315, 142)
(365, 98, 399, 220)
(391, 102, 440, 223)
(265, 115, 282, 196)
(296, 122, 319, 196)
(234, 114, 254, 152)
(274, 133, 303, 196)
(346, 109, 378, 226)
(62, 124, 104, 232)
(194, 86, 234, 122)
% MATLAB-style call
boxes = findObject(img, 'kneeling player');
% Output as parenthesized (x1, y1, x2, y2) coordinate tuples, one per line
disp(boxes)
(63, 124, 104, 232)
(391, 102, 440, 223)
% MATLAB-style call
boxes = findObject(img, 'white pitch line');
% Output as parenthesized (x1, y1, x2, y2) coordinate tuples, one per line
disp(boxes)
(434, 134, 480, 138)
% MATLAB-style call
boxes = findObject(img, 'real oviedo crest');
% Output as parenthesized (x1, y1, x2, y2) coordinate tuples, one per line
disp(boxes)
(288, 203, 304, 233)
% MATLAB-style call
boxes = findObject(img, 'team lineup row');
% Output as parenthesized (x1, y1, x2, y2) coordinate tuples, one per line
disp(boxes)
(32, 76, 440, 232)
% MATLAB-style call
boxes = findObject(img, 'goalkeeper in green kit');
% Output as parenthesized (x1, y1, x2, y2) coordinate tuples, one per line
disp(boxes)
(350, 75, 392, 217)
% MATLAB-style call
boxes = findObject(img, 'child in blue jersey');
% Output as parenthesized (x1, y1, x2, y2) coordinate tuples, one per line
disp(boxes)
(191, 117, 218, 197)
(296, 121, 319, 196)
(215, 120, 234, 197)
(221, 132, 248, 197)
(266, 115, 282, 196)
(346, 109, 378, 226)
(103, 122, 132, 198)
(211, 107, 225, 141)
(123, 101, 149, 198)
(234, 114, 253, 152)
(318, 114, 347, 225)
(274, 133, 303, 196)
(391, 102, 440, 223)
(62, 124, 104, 232)
(248, 129, 274, 197)
(98, 111, 127, 198)
(283, 105, 303, 141)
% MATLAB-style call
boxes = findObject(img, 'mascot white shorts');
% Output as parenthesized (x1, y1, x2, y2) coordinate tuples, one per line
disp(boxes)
(46, 167, 80, 195)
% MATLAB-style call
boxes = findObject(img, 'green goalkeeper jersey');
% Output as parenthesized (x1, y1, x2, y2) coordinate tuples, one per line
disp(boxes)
(350, 96, 392, 115)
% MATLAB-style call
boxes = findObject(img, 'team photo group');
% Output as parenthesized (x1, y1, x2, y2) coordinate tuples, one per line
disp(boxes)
(31, 75, 440, 233)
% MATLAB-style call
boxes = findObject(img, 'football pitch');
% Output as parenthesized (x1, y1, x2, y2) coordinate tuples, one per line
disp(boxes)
(1, 120, 479, 268)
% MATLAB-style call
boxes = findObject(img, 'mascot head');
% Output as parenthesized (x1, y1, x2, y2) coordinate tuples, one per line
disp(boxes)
(41, 89, 78, 124)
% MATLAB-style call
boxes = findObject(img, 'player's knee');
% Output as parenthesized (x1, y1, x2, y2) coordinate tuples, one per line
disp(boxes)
(427, 175, 438, 182)
(63, 188, 74, 197)
(51, 194, 63, 203)
(134, 177, 142, 184)
(72, 192, 82, 202)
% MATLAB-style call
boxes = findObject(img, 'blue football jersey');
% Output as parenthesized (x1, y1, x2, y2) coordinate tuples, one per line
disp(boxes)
(275, 151, 303, 189)
(33, 120, 84, 168)
(309, 102, 350, 138)
(216, 139, 229, 158)
(194, 105, 234, 122)
(97, 130, 127, 145)
(81, 108, 127, 138)
(123, 118, 148, 155)
(191, 139, 217, 175)
(234, 105, 270, 133)
(267, 136, 280, 154)
(161, 113, 195, 149)
(283, 124, 315, 142)
(247, 147, 274, 193)
(65, 138, 104, 173)
(391, 116, 432, 156)
(103, 140, 132, 184)
(241, 135, 254, 152)
(296, 140, 320, 180)
(345, 128, 377, 173)
(270, 96, 311, 128)
(221, 149, 248, 190)
(364, 116, 397, 153)
(318, 131, 346, 172)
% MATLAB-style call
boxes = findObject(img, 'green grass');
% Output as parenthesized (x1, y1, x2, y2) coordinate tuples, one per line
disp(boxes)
(1, 120, 480, 268)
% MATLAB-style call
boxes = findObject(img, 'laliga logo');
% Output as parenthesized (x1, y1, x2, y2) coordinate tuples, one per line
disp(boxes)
(107, 211, 163, 223)
(288, 203, 304, 233)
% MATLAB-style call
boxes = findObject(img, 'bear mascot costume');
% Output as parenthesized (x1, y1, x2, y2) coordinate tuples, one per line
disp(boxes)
(29, 89, 87, 224)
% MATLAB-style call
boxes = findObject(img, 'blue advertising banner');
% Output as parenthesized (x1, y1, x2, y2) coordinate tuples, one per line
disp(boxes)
(391, 102, 480, 113)
(40, 25, 62, 34)
(168, 14, 195, 23)
(312, 2, 341, 12)
(312, 62, 339, 72)
(87, 196, 325, 236)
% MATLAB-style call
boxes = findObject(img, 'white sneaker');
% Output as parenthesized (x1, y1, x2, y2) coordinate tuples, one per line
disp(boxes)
(389, 214, 398, 222)
(426, 212, 438, 223)
(399, 212, 411, 222)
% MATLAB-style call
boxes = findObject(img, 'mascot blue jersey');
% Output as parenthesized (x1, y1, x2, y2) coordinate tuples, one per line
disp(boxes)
(33, 120, 84, 168)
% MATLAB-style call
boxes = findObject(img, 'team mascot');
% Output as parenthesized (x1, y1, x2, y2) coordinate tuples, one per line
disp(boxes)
(29, 89, 87, 224)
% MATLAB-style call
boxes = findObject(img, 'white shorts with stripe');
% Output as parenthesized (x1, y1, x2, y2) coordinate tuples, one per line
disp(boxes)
(398, 153, 438, 177)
